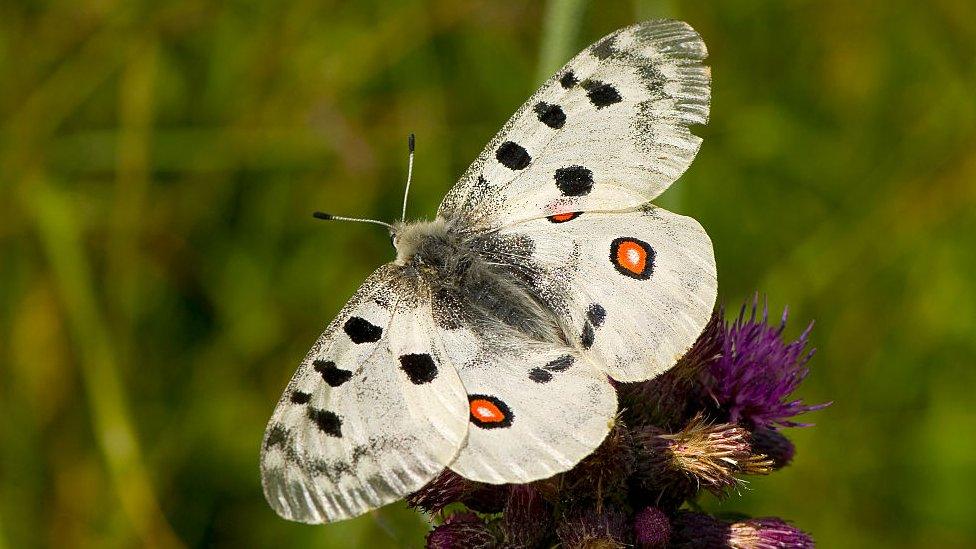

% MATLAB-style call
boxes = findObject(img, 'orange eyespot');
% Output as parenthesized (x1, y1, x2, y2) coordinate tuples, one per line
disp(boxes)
(468, 395, 513, 429)
(610, 237, 654, 279)
(617, 241, 646, 272)
(470, 400, 504, 422)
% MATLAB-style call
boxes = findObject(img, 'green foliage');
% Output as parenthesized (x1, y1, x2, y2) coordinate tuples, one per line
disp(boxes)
(2, 1, 975, 547)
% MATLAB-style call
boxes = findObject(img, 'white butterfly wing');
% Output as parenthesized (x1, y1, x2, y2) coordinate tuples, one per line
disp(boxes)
(497, 204, 716, 382)
(436, 328, 617, 484)
(260, 265, 468, 523)
(439, 19, 709, 230)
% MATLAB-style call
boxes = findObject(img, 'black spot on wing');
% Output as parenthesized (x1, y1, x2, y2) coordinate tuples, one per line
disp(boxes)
(313, 359, 353, 387)
(531, 354, 575, 383)
(290, 391, 312, 404)
(560, 71, 579, 89)
(310, 459, 352, 483)
(581, 323, 595, 349)
(308, 409, 343, 437)
(638, 65, 667, 97)
(399, 353, 438, 385)
(545, 355, 574, 372)
(591, 36, 617, 59)
(529, 368, 552, 383)
(265, 423, 288, 449)
(587, 303, 607, 328)
(533, 101, 566, 129)
(582, 79, 622, 108)
(344, 316, 382, 343)
(554, 165, 594, 196)
(496, 141, 531, 170)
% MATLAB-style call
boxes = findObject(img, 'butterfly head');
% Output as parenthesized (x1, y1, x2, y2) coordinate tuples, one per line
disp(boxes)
(391, 218, 451, 266)
(389, 222, 408, 253)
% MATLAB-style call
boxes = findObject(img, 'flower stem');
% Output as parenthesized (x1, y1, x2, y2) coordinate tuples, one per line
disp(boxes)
(536, 0, 588, 84)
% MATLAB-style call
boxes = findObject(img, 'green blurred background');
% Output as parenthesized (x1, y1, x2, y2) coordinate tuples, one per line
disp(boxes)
(2, 0, 974, 547)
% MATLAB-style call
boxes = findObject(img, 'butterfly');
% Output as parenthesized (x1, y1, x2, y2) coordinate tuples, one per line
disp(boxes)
(261, 19, 716, 524)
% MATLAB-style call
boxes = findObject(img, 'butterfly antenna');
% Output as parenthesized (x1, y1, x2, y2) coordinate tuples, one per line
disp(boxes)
(312, 211, 394, 231)
(400, 133, 415, 223)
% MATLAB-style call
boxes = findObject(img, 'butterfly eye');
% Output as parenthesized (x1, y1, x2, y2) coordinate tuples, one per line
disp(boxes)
(390, 233, 397, 247)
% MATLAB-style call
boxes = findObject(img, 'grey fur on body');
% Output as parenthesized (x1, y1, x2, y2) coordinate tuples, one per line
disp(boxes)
(391, 218, 566, 346)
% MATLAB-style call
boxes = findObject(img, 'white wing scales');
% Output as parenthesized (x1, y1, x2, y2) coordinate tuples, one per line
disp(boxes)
(439, 20, 709, 230)
(498, 204, 716, 382)
(261, 266, 468, 523)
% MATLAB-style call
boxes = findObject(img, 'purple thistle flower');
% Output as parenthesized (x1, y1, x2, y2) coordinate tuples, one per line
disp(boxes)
(425, 512, 499, 549)
(704, 298, 829, 429)
(632, 506, 671, 548)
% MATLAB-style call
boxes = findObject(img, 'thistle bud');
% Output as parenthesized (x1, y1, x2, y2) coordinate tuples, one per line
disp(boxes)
(635, 414, 773, 498)
(750, 428, 795, 470)
(502, 485, 553, 548)
(462, 483, 510, 514)
(555, 422, 635, 508)
(729, 517, 814, 548)
(408, 469, 509, 515)
(425, 512, 499, 549)
(671, 511, 814, 548)
(408, 470, 471, 515)
(556, 508, 630, 549)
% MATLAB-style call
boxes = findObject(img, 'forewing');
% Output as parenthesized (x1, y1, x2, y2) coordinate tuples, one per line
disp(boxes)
(439, 19, 709, 230)
(497, 204, 716, 382)
(433, 328, 617, 484)
(260, 265, 468, 523)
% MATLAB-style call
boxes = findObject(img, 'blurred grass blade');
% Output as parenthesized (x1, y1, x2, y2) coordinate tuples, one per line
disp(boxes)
(536, 0, 588, 83)
(109, 35, 159, 353)
(26, 177, 184, 549)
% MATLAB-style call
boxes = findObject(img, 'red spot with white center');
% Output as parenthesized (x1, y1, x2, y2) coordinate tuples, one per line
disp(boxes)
(610, 237, 655, 279)
(467, 395, 513, 429)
